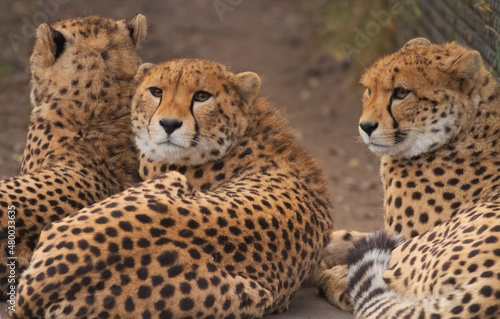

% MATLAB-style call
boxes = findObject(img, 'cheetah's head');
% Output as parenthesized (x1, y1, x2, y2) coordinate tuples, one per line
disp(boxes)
(132, 59, 261, 165)
(30, 15, 147, 106)
(359, 38, 485, 159)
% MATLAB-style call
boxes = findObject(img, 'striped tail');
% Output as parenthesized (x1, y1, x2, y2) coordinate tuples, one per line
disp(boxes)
(345, 230, 406, 318)
(345, 231, 474, 319)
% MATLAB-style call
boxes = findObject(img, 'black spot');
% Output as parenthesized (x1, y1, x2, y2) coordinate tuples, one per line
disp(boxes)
(122, 237, 134, 250)
(179, 298, 194, 311)
(204, 294, 216, 308)
(433, 168, 445, 176)
(479, 285, 492, 297)
(187, 220, 200, 229)
(168, 265, 183, 278)
(102, 296, 115, 309)
(394, 197, 402, 208)
(137, 286, 152, 299)
(148, 203, 168, 213)
(151, 276, 164, 286)
(238, 147, 253, 158)
(160, 218, 176, 228)
(212, 162, 224, 171)
(412, 192, 422, 200)
(395, 224, 402, 233)
(118, 221, 133, 232)
(137, 268, 148, 280)
(419, 213, 429, 223)
(135, 214, 153, 223)
(137, 238, 151, 248)
(425, 186, 435, 194)
(194, 169, 204, 178)
(95, 217, 109, 225)
(404, 207, 414, 217)
(160, 284, 175, 298)
(125, 297, 135, 312)
(105, 227, 118, 237)
(158, 251, 178, 267)
(443, 192, 455, 200)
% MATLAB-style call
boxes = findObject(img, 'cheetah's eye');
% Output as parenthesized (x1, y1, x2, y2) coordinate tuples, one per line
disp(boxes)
(392, 87, 410, 100)
(193, 91, 211, 102)
(149, 87, 163, 98)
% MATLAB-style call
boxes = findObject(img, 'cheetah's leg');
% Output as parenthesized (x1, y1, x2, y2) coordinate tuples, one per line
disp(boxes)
(318, 265, 353, 312)
(0, 165, 106, 300)
(311, 230, 369, 311)
(35, 272, 275, 319)
(305, 230, 369, 288)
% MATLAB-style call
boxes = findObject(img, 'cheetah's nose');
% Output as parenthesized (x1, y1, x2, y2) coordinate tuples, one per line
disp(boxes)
(159, 119, 183, 135)
(359, 122, 379, 137)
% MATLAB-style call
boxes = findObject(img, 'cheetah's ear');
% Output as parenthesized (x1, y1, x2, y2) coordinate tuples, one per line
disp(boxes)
(135, 63, 156, 82)
(234, 72, 261, 106)
(402, 37, 431, 49)
(125, 14, 148, 48)
(33, 23, 66, 68)
(449, 50, 482, 93)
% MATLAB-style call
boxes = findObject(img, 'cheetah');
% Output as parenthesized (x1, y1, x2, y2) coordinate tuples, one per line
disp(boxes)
(0, 15, 147, 299)
(319, 38, 500, 318)
(12, 59, 333, 318)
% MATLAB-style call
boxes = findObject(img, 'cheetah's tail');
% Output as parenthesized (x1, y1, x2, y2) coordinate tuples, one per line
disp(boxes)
(346, 231, 472, 319)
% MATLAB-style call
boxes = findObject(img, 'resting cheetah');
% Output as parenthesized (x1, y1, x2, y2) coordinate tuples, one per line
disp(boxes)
(319, 38, 500, 318)
(12, 59, 333, 318)
(0, 15, 146, 299)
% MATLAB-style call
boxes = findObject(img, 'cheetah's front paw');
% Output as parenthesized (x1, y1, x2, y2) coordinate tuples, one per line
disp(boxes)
(318, 265, 353, 312)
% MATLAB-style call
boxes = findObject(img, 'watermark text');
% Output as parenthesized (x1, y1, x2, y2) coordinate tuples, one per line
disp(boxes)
(7, 205, 16, 311)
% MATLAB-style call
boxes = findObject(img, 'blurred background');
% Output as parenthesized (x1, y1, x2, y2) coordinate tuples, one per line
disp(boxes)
(0, 0, 498, 232)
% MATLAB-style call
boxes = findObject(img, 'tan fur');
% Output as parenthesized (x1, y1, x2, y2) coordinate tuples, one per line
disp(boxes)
(0, 15, 146, 299)
(320, 39, 500, 318)
(13, 59, 333, 318)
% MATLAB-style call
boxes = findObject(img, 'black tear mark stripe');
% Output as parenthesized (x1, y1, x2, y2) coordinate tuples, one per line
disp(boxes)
(190, 96, 199, 147)
(386, 96, 399, 129)
(387, 69, 399, 130)
(148, 93, 163, 131)
(386, 96, 407, 145)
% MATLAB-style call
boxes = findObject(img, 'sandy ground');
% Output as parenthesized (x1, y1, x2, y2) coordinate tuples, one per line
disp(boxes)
(0, 0, 385, 318)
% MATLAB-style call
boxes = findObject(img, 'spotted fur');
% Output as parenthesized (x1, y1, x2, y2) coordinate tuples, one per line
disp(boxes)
(12, 59, 333, 318)
(320, 39, 500, 318)
(0, 15, 146, 299)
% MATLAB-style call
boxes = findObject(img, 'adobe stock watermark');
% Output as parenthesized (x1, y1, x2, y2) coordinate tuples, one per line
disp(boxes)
(213, 0, 244, 21)
(8, 0, 71, 53)
(6, 205, 16, 311)
(340, 1, 403, 62)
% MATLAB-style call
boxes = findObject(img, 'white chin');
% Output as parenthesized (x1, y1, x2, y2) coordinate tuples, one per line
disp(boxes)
(368, 144, 393, 155)
(136, 136, 182, 163)
(368, 139, 431, 159)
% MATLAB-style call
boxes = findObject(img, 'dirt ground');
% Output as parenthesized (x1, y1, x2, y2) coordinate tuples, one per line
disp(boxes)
(0, 0, 384, 232)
